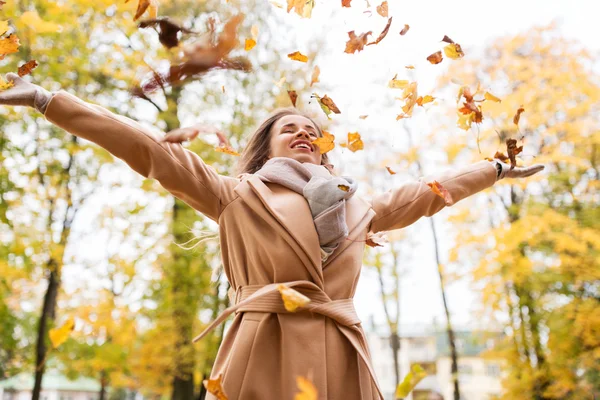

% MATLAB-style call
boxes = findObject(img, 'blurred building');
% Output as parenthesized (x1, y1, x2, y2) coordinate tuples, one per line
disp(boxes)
(366, 327, 504, 400)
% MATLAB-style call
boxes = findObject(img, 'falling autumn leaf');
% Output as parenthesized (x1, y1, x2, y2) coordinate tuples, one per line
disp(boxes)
(359, 115, 368, 119)
(17, 60, 38, 77)
(492, 151, 510, 163)
(346, 132, 364, 152)
(443, 43, 464, 59)
(288, 51, 309, 62)
(395, 364, 428, 398)
(506, 138, 523, 170)
(344, 30, 372, 54)
(399, 24, 410, 35)
(312, 93, 341, 119)
(388, 74, 409, 89)
(376, 1, 388, 17)
(366, 231, 388, 247)
(310, 66, 320, 87)
(0, 34, 20, 60)
(295, 376, 318, 400)
(245, 38, 256, 51)
(441, 35, 454, 44)
(513, 106, 525, 125)
(277, 284, 310, 312)
(426, 50, 443, 64)
(203, 374, 228, 400)
(405, 65, 415, 69)
(484, 91, 501, 103)
(49, 317, 75, 349)
(416, 95, 435, 106)
(287, 90, 298, 107)
(385, 166, 396, 174)
(367, 17, 392, 46)
(342, 0, 352, 7)
(215, 145, 241, 156)
(138, 18, 196, 49)
(311, 130, 335, 154)
(125, 0, 158, 21)
(427, 180, 453, 206)
(287, 0, 315, 18)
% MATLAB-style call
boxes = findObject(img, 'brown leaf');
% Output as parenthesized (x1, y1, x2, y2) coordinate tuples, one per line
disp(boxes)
(399, 24, 410, 35)
(17, 60, 38, 77)
(426, 50, 443, 64)
(385, 166, 396, 175)
(288, 51, 308, 62)
(427, 180, 453, 206)
(138, 18, 197, 49)
(287, 90, 298, 107)
(441, 35, 454, 44)
(506, 138, 523, 169)
(344, 31, 372, 54)
(320, 94, 341, 114)
(376, 1, 388, 17)
(513, 106, 525, 125)
(367, 17, 392, 46)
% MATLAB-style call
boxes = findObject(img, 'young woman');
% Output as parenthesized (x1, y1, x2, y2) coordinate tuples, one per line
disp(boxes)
(0, 73, 543, 399)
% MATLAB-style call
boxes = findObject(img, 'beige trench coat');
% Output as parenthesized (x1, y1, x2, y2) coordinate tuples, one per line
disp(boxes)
(44, 91, 498, 400)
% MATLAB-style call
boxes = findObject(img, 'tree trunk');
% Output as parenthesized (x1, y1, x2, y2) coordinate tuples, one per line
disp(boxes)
(99, 369, 108, 400)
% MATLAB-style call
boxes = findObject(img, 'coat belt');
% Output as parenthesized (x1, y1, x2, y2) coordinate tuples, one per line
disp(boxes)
(192, 280, 384, 400)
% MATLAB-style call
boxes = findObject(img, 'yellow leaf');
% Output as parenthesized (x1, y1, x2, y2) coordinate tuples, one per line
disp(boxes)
(484, 91, 501, 103)
(288, 51, 308, 62)
(0, 34, 20, 59)
(49, 317, 75, 349)
(346, 132, 364, 152)
(214, 145, 240, 156)
(295, 376, 318, 400)
(277, 284, 310, 312)
(203, 374, 228, 400)
(457, 111, 474, 130)
(0, 75, 14, 91)
(388, 74, 409, 89)
(338, 184, 349, 192)
(311, 130, 335, 154)
(395, 364, 427, 398)
(244, 38, 256, 51)
(443, 43, 464, 59)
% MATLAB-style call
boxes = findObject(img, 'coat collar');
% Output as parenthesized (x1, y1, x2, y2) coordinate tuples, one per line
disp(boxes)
(234, 175, 375, 287)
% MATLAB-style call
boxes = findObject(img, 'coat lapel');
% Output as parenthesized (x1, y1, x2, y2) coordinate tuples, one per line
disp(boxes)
(234, 175, 324, 286)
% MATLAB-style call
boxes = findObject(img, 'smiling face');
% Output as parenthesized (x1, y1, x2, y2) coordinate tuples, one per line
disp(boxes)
(268, 114, 323, 165)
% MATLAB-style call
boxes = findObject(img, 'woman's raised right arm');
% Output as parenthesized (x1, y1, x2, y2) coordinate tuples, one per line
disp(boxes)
(1, 74, 235, 222)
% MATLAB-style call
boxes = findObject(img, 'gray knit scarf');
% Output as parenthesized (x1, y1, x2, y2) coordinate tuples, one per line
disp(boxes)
(254, 157, 357, 263)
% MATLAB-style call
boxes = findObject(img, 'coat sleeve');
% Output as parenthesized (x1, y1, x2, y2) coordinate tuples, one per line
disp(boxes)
(43, 90, 232, 222)
(369, 160, 497, 233)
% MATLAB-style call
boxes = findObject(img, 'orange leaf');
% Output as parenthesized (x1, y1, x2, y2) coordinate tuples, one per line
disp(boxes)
(426, 50, 443, 64)
(427, 181, 453, 206)
(203, 374, 228, 400)
(0, 34, 20, 59)
(288, 51, 308, 62)
(399, 24, 410, 35)
(385, 166, 396, 175)
(310, 66, 320, 87)
(295, 376, 318, 400)
(215, 145, 240, 156)
(342, 0, 352, 7)
(376, 1, 388, 17)
(416, 95, 435, 106)
(17, 60, 38, 77)
(344, 31, 372, 54)
(311, 130, 335, 154)
(367, 17, 392, 46)
(513, 106, 525, 125)
(288, 90, 298, 107)
(244, 38, 256, 51)
(346, 132, 364, 152)
(277, 284, 310, 312)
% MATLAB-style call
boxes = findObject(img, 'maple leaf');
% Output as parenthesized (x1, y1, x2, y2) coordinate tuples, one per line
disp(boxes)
(203, 374, 228, 400)
(245, 38, 256, 51)
(366, 231, 389, 247)
(376, 1, 388, 17)
(456, 111, 475, 131)
(342, 0, 352, 7)
(311, 130, 335, 154)
(513, 106, 525, 125)
(367, 17, 392, 46)
(277, 284, 310, 312)
(287, 89, 298, 107)
(17, 60, 38, 77)
(399, 24, 410, 35)
(49, 317, 75, 349)
(506, 138, 523, 169)
(385, 166, 396, 175)
(0, 75, 14, 91)
(0, 34, 20, 60)
(287, 0, 315, 18)
(344, 31, 372, 54)
(295, 376, 318, 400)
(288, 51, 309, 62)
(427, 51, 443, 64)
(310, 66, 320, 87)
(395, 364, 427, 398)
(427, 180, 453, 206)
(443, 43, 464, 59)
(484, 91, 501, 102)
(346, 132, 364, 152)
(138, 18, 196, 49)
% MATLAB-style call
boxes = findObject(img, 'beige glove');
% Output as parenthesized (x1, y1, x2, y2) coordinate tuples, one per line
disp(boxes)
(0, 73, 53, 113)
(490, 159, 545, 181)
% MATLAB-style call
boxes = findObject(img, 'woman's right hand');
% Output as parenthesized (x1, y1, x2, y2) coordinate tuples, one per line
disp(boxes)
(0, 73, 53, 113)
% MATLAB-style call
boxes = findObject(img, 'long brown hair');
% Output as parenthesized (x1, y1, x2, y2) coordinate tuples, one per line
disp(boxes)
(236, 107, 332, 176)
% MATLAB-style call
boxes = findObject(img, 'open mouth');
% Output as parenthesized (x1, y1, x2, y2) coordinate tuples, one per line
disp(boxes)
(290, 140, 314, 152)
